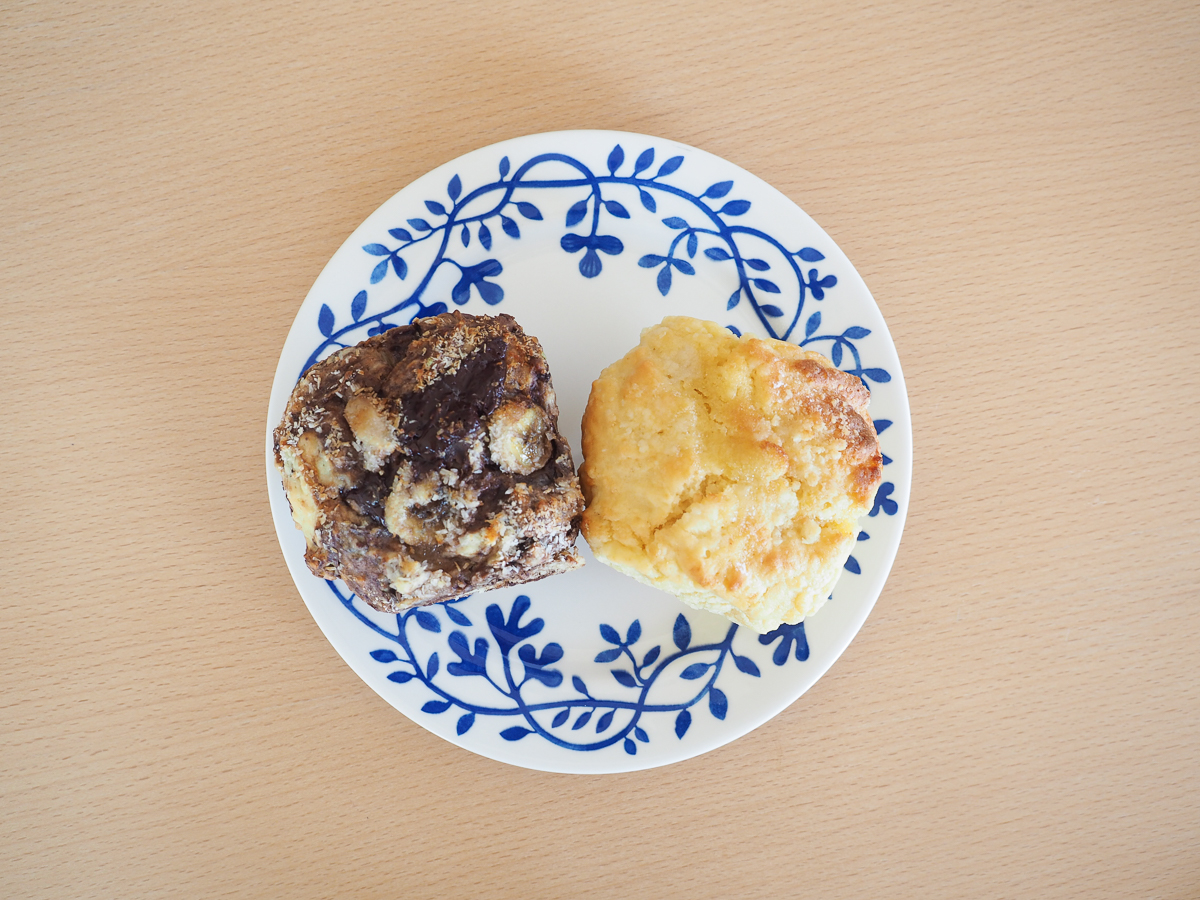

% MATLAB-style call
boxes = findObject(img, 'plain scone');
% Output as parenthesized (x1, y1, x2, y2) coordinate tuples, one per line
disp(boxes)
(579, 316, 882, 633)
(274, 312, 584, 613)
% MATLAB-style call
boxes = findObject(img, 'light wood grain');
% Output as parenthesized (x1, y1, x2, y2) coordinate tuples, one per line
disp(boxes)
(4, 1, 1198, 897)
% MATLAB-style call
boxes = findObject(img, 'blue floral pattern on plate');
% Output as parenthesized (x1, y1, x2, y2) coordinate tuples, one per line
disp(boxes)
(267, 130, 909, 773)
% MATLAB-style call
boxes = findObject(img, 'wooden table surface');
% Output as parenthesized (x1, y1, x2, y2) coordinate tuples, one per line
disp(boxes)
(5, 1, 1198, 897)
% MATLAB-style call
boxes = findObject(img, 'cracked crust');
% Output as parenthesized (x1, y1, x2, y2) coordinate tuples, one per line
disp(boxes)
(579, 316, 882, 633)
(274, 312, 584, 612)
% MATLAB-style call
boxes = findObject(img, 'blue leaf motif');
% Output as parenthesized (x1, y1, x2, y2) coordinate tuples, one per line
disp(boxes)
(626, 620, 642, 644)
(805, 312, 821, 337)
(656, 265, 672, 296)
(752, 278, 780, 293)
(425, 200, 446, 216)
(633, 148, 654, 174)
(759, 622, 809, 665)
(638, 189, 656, 212)
(426, 652, 439, 679)
(858, 531, 871, 541)
(500, 216, 520, 239)
(415, 610, 441, 633)
(733, 654, 761, 677)
(388, 227, 413, 241)
(407, 218, 432, 232)
(672, 259, 695, 275)
(452, 259, 505, 307)
(642, 646, 661, 667)
(498, 156, 510, 178)
(596, 710, 614, 733)
(635, 727, 649, 742)
(703, 180, 733, 198)
(719, 199, 751, 216)
(370, 259, 389, 284)
(515, 201, 542, 220)
(593, 234, 623, 255)
(447, 174, 462, 201)
(392, 256, 407, 279)
(600, 623, 621, 644)
(461, 225, 470, 247)
(612, 670, 637, 688)
(456, 713, 474, 735)
(500, 726, 531, 741)
(809, 271, 837, 300)
(705, 247, 732, 261)
(478, 223, 492, 250)
(831, 341, 843, 367)
(675, 709, 691, 738)
(604, 200, 630, 219)
(745, 258, 770, 271)
(662, 216, 688, 229)
(351, 291, 367, 321)
(318, 304, 334, 337)
(686, 233, 697, 258)
(726, 325, 742, 336)
(572, 711, 592, 730)
(844, 555, 861, 574)
(576, 248, 600, 277)
(760, 305, 785, 317)
(485, 595, 542, 654)
(727, 288, 741, 310)
(421, 700, 451, 714)
(444, 605, 471, 626)
(874, 419, 893, 434)
(870, 482, 898, 517)
(370, 649, 397, 663)
(572, 676, 588, 695)
(843, 326, 871, 339)
(607, 144, 624, 174)
(797, 247, 825, 262)
(517, 642, 563, 687)
(552, 709, 569, 728)
(565, 199, 588, 227)
(656, 155, 684, 178)
(477, 280, 504, 305)
(387, 670, 413, 683)
(862, 368, 891, 383)
(638, 254, 666, 267)
(624, 738, 637, 755)
(594, 648, 621, 663)
(447, 631, 488, 677)
(709, 688, 728, 720)
(680, 663, 710, 680)
(363, 243, 390, 256)
(673, 614, 691, 651)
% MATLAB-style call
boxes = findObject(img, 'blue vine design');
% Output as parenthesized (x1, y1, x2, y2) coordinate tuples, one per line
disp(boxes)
(302, 141, 893, 392)
(337, 586, 785, 753)
(298, 139, 906, 754)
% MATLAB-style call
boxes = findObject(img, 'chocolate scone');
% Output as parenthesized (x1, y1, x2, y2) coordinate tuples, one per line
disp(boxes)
(274, 312, 584, 612)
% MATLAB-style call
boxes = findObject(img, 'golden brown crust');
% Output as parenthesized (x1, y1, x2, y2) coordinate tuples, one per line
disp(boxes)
(274, 312, 584, 612)
(579, 316, 881, 632)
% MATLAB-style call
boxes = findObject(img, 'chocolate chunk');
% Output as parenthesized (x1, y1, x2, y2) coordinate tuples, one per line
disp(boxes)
(274, 312, 584, 612)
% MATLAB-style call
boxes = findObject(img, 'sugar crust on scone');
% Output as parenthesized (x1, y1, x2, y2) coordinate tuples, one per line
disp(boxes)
(579, 316, 881, 633)
(274, 312, 584, 613)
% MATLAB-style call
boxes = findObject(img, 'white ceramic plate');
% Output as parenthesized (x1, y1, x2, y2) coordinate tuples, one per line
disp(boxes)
(265, 130, 910, 773)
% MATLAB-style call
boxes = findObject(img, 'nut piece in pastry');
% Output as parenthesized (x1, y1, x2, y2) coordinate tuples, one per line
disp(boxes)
(274, 312, 584, 612)
(579, 316, 881, 633)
